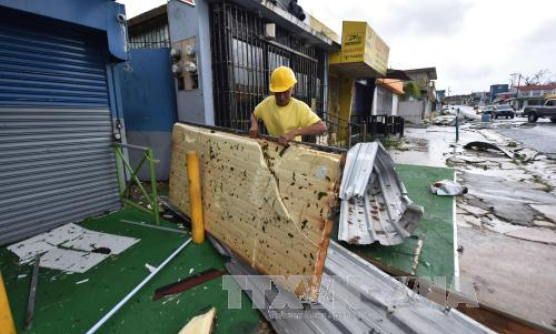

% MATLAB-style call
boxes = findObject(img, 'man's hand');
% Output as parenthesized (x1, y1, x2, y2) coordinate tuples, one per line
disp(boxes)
(278, 130, 297, 145)
(249, 124, 259, 138)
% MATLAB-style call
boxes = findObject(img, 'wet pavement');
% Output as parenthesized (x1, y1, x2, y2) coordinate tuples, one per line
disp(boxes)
(386, 118, 556, 327)
(495, 122, 556, 158)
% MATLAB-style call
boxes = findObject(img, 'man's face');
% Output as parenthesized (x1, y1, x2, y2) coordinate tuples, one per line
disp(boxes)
(274, 88, 292, 107)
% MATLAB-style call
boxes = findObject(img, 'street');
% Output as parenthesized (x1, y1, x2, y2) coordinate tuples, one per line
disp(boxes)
(388, 118, 556, 327)
(496, 123, 556, 158)
(453, 105, 556, 158)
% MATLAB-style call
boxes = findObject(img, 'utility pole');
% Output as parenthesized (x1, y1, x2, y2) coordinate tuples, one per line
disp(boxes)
(515, 74, 521, 109)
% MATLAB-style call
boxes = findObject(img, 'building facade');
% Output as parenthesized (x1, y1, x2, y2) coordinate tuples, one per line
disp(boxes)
(489, 84, 509, 103)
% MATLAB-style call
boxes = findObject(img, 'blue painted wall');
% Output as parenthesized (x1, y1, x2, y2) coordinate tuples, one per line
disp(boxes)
(117, 49, 178, 132)
(116, 48, 178, 180)
(489, 84, 509, 103)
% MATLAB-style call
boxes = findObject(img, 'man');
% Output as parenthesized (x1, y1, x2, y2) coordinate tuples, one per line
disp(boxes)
(249, 66, 327, 145)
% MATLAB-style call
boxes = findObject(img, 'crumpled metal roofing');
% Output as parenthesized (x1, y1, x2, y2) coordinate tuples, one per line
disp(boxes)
(338, 142, 424, 246)
(221, 239, 495, 334)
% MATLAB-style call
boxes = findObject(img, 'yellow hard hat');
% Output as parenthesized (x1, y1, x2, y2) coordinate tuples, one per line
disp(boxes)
(269, 66, 297, 93)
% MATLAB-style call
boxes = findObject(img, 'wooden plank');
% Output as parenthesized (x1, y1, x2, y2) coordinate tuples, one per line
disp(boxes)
(169, 124, 341, 301)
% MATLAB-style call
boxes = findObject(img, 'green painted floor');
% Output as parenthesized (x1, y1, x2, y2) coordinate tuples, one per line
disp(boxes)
(332, 164, 456, 281)
(0, 209, 260, 334)
(1, 164, 455, 334)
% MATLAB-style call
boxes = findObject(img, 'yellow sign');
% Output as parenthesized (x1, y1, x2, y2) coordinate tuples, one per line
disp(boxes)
(330, 21, 389, 77)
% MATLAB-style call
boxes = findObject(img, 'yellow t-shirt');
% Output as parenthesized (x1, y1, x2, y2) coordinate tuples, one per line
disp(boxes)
(253, 96, 321, 141)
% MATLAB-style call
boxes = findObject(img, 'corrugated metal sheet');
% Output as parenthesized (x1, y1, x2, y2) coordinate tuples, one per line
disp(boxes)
(0, 9, 120, 245)
(338, 142, 423, 246)
(223, 240, 496, 334)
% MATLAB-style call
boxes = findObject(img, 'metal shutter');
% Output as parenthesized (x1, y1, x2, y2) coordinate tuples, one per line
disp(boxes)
(376, 86, 393, 116)
(0, 9, 120, 245)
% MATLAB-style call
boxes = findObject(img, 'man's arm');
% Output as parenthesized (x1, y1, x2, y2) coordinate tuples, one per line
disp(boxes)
(249, 113, 259, 138)
(278, 121, 327, 145)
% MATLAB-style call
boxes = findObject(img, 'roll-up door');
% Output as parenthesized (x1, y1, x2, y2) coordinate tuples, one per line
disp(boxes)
(0, 8, 120, 245)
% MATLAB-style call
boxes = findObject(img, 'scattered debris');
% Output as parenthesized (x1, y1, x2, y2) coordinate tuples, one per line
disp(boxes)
(145, 263, 157, 273)
(339, 142, 424, 246)
(7, 223, 139, 273)
(24, 255, 40, 330)
(222, 239, 491, 334)
(464, 141, 514, 159)
(430, 180, 468, 196)
(177, 307, 216, 334)
(153, 269, 225, 301)
(39, 248, 108, 274)
(85, 237, 192, 334)
(464, 141, 539, 163)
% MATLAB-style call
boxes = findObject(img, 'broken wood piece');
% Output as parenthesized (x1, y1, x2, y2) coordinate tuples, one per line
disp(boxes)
(178, 307, 217, 334)
(169, 124, 341, 301)
(153, 269, 225, 300)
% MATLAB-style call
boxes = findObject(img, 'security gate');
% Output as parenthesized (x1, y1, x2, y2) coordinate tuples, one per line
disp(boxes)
(0, 8, 120, 245)
(210, 2, 325, 131)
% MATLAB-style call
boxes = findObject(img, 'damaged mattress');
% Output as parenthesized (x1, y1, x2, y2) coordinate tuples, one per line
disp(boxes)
(169, 124, 341, 301)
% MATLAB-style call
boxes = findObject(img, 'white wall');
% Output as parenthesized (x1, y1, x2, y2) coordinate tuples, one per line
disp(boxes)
(392, 94, 399, 116)
(398, 101, 425, 124)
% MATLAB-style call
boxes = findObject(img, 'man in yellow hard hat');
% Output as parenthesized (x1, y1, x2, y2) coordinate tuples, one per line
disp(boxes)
(249, 66, 327, 145)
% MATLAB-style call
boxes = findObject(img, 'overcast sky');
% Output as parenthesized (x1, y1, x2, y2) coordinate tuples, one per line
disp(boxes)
(120, 0, 556, 95)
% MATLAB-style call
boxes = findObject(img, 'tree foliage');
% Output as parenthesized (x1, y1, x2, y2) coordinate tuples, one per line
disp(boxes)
(402, 81, 422, 101)
(510, 70, 555, 86)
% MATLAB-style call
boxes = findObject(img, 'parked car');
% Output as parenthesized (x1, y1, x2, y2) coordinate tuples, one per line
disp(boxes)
(493, 104, 515, 119)
(524, 99, 556, 123)
(481, 105, 496, 116)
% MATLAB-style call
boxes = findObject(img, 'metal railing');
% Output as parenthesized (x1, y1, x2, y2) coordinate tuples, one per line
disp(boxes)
(113, 143, 160, 225)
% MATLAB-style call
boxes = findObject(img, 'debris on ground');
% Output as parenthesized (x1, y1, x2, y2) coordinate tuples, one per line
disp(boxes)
(464, 141, 538, 163)
(153, 269, 225, 301)
(8, 223, 139, 273)
(338, 142, 424, 246)
(177, 307, 217, 334)
(430, 180, 468, 196)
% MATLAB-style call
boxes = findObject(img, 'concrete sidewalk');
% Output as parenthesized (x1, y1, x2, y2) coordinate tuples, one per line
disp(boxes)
(387, 124, 556, 328)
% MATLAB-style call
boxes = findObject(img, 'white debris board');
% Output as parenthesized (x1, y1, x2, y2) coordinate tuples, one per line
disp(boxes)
(8, 223, 140, 273)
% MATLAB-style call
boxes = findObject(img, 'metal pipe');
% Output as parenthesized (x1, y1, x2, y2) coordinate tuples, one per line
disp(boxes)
(85, 238, 192, 334)
(120, 219, 188, 235)
(24, 255, 40, 330)
(147, 149, 160, 225)
(113, 142, 150, 152)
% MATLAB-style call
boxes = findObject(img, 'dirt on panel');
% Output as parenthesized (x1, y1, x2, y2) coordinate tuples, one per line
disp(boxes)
(169, 124, 341, 301)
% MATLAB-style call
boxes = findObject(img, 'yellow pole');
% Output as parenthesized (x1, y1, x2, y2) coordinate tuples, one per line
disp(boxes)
(186, 151, 205, 244)
(0, 272, 17, 334)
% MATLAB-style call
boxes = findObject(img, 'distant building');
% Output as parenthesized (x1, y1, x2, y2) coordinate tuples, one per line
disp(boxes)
(398, 67, 438, 123)
(436, 90, 446, 103)
(489, 84, 509, 103)
(471, 91, 489, 106)
(513, 84, 556, 109)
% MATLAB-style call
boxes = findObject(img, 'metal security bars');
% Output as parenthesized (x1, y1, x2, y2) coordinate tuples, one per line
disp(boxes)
(210, 2, 325, 132)
(128, 8, 170, 50)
